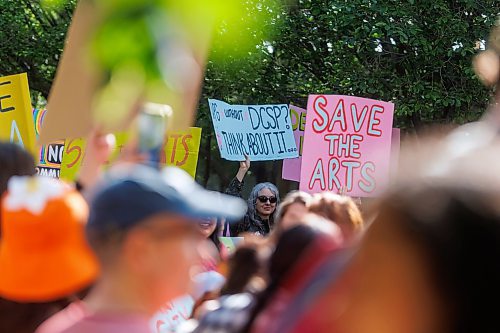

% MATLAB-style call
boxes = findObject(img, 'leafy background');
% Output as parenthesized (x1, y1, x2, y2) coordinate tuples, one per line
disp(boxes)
(0, 0, 497, 194)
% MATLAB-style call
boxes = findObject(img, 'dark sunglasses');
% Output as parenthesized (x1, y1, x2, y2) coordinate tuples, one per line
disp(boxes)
(257, 196, 277, 204)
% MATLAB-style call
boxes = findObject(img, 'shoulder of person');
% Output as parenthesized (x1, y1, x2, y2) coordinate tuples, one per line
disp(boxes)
(35, 301, 87, 333)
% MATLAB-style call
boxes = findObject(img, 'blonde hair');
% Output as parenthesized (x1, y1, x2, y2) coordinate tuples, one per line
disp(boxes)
(275, 191, 311, 224)
(307, 193, 363, 239)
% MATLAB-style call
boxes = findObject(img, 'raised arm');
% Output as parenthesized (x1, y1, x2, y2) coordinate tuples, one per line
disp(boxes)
(225, 155, 250, 198)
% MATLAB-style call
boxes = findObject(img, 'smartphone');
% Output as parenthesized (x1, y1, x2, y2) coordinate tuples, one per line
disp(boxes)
(138, 103, 172, 168)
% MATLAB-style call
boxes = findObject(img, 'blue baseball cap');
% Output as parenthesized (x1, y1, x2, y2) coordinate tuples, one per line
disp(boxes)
(87, 164, 247, 231)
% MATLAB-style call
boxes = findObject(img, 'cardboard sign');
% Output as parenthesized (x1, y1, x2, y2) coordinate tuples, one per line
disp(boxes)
(59, 138, 86, 182)
(219, 237, 244, 255)
(300, 95, 394, 197)
(282, 105, 307, 181)
(0, 73, 36, 154)
(208, 99, 298, 161)
(33, 109, 64, 178)
(163, 127, 202, 177)
(60, 128, 202, 181)
(281, 104, 400, 183)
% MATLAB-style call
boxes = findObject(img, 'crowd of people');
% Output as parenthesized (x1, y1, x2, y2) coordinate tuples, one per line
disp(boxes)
(1, 4, 499, 333)
(1, 114, 500, 333)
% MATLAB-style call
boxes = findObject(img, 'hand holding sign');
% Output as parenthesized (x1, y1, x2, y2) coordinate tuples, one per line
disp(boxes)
(236, 154, 251, 182)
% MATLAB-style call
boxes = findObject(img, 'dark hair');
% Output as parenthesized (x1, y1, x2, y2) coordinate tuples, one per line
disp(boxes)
(0, 142, 35, 194)
(220, 246, 261, 296)
(0, 298, 69, 333)
(0, 286, 90, 333)
(377, 184, 500, 333)
(207, 219, 221, 251)
(243, 225, 319, 332)
(0, 142, 36, 238)
(85, 224, 128, 264)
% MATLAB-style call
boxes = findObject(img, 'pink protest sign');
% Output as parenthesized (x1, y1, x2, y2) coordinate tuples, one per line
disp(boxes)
(299, 95, 394, 197)
(282, 105, 307, 181)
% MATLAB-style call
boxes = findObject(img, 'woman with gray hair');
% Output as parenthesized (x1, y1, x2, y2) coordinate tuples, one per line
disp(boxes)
(225, 156, 280, 236)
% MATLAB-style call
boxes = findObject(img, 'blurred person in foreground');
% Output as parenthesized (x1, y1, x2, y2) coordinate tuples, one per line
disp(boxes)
(226, 156, 280, 236)
(0, 141, 36, 195)
(180, 214, 343, 333)
(0, 176, 98, 333)
(37, 164, 246, 333)
(272, 191, 311, 234)
(272, 121, 500, 333)
(196, 218, 223, 271)
(188, 237, 266, 324)
(0, 142, 36, 236)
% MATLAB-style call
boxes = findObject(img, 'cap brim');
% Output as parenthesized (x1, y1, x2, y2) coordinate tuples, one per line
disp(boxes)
(161, 167, 247, 221)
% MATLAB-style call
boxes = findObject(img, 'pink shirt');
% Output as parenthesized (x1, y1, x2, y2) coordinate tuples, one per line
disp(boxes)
(36, 301, 151, 333)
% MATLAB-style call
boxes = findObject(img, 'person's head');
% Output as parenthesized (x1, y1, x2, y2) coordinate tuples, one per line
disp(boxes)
(333, 124, 500, 333)
(0, 176, 98, 301)
(197, 217, 221, 256)
(275, 191, 311, 231)
(335, 182, 500, 333)
(246, 219, 344, 332)
(269, 224, 320, 283)
(86, 165, 246, 313)
(197, 218, 218, 239)
(220, 245, 262, 296)
(0, 176, 97, 332)
(0, 142, 35, 195)
(308, 193, 363, 241)
(248, 182, 280, 220)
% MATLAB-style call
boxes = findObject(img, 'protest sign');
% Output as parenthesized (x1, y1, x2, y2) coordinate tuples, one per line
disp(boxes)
(299, 95, 394, 197)
(208, 99, 298, 161)
(282, 104, 401, 183)
(60, 128, 202, 181)
(59, 138, 86, 182)
(0, 73, 36, 154)
(33, 109, 64, 178)
(36, 140, 65, 178)
(219, 237, 244, 255)
(163, 127, 202, 177)
(282, 105, 307, 181)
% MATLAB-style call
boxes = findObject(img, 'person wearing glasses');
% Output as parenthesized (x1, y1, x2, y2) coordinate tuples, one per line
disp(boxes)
(225, 156, 280, 236)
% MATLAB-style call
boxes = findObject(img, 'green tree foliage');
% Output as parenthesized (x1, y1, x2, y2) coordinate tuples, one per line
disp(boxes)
(0, 0, 76, 103)
(196, 0, 498, 190)
(0, 0, 497, 191)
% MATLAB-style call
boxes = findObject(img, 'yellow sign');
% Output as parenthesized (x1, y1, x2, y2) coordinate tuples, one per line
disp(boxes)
(0, 73, 36, 154)
(163, 127, 202, 178)
(59, 138, 86, 182)
(60, 128, 202, 181)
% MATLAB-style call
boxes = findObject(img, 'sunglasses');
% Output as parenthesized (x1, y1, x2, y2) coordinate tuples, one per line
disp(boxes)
(257, 196, 277, 204)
